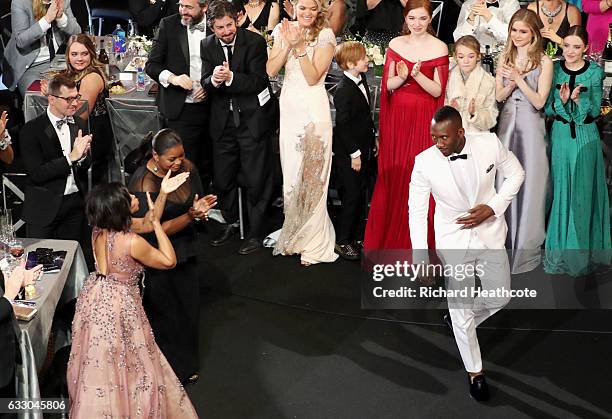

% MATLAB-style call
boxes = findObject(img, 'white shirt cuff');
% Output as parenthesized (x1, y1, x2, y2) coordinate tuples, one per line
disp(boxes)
(211, 78, 220, 88)
(39, 18, 51, 33)
(350, 150, 361, 159)
(56, 13, 68, 28)
(159, 70, 173, 88)
(66, 155, 73, 166)
(225, 72, 234, 86)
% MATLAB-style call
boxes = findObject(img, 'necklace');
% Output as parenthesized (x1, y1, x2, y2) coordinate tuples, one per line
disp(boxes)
(541, 2, 563, 24)
(247, 0, 262, 7)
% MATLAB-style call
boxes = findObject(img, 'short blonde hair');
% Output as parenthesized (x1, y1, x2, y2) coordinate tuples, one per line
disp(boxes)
(454, 35, 481, 57)
(335, 41, 366, 71)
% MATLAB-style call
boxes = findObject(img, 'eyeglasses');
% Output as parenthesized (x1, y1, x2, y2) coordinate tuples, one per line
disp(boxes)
(50, 94, 82, 103)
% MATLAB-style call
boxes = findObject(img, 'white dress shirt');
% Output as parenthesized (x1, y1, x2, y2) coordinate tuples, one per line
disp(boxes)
(46, 107, 79, 195)
(34, 14, 68, 64)
(453, 0, 520, 52)
(447, 141, 486, 248)
(158, 19, 207, 103)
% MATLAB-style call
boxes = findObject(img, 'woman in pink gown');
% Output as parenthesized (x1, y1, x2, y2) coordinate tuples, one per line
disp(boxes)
(67, 172, 204, 418)
(364, 0, 448, 251)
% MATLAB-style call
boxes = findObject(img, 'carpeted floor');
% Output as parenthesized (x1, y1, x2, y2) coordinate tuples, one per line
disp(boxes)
(181, 219, 612, 419)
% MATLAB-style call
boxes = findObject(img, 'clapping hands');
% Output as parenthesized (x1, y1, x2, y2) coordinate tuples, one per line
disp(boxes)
(189, 194, 217, 221)
(0, 111, 8, 138)
(396, 61, 409, 80)
(160, 170, 190, 195)
(279, 18, 303, 49)
(411, 60, 422, 78)
(559, 82, 583, 104)
(212, 62, 232, 85)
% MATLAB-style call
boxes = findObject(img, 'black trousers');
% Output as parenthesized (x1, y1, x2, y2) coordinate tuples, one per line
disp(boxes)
(26, 193, 84, 241)
(0, 372, 16, 419)
(212, 115, 273, 239)
(166, 102, 212, 192)
(335, 154, 371, 244)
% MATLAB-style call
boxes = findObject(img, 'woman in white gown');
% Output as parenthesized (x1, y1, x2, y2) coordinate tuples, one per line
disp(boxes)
(267, 0, 338, 265)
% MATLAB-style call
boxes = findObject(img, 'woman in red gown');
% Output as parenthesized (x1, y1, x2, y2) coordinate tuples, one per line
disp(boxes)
(364, 0, 448, 251)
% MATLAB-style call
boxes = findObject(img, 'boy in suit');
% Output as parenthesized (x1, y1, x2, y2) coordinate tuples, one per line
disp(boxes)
(332, 41, 375, 260)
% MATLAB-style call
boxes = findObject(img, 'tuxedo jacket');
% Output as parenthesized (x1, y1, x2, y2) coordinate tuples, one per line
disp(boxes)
(19, 113, 90, 227)
(0, 280, 21, 389)
(146, 14, 207, 120)
(409, 132, 525, 251)
(332, 74, 375, 158)
(200, 28, 279, 142)
(128, 0, 178, 37)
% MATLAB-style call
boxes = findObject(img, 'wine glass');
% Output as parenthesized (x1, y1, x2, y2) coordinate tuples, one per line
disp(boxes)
(9, 239, 24, 260)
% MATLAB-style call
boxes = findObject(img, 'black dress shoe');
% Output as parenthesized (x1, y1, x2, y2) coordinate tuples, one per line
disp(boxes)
(443, 312, 453, 332)
(335, 243, 360, 261)
(238, 238, 263, 255)
(210, 224, 238, 247)
(469, 374, 490, 402)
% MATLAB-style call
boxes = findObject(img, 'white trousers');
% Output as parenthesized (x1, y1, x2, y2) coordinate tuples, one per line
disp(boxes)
(442, 244, 511, 373)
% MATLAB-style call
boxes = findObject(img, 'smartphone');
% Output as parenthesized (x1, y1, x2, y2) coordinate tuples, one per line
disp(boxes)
(25, 251, 38, 270)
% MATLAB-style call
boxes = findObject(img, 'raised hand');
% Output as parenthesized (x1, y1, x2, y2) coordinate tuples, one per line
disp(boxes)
(571, 83, 583, 104)
(468, 98, 476, 116)
(169, 74, 193, 90)
(0, 111, 8, 138)
(280, 18, 303, 48)
(559, 82, 570, 104)
(283, 0, 295, 19)
(192, 194, 218, 220)
(55, 0, 65, 19)
(396, 60, 409, 80)
(449, 98, 460, 110)
(145, 191, 161, 224)
(40, 79, 49, 96)
(69, 129, 92, 162)
(411, 60, 421, 78)
(45, 0, 59, 23)
(160, 170, 190, 195)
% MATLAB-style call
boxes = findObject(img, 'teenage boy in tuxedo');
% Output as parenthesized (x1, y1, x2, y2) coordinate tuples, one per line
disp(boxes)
(332, 41, 376, 260)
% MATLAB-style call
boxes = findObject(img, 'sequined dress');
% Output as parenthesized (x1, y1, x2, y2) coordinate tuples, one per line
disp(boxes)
(67, 228, 199, 418)
(272, 25, 339, 264)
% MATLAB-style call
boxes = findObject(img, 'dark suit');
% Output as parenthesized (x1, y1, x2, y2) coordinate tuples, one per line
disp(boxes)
(128, 0, 178, 37)
(20, 112, 90, 240)
(332, 73, 375, 244)
(0, 279, 21, 401)
(201, 28, 278, 239)
(146, 14, 212, 187)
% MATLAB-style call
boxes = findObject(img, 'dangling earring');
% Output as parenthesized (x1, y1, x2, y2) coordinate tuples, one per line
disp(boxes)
(153, 165, 158, 173)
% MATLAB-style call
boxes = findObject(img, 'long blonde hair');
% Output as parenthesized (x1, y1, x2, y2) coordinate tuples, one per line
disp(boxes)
(65, 34, 108, 83)
(502, 9, 544, 74)
(32, 0, 47, 20)
(293, 0, 329, 43)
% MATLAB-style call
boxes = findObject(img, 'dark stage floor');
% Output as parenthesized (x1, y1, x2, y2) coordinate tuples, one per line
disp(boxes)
(180, 221, 612, 419)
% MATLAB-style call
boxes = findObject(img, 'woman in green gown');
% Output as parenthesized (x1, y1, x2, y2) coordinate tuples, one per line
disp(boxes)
(544, 25, 611, 276)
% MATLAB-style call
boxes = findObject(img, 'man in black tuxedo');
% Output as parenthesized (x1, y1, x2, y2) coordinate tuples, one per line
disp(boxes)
(20, 74, 91, 241)
(201, 0, 278, 254)
(0, 265, 43, 405)
(129, 0, 179, 37)
(332, 41, 376, 260)
(146, 0, 212, 189)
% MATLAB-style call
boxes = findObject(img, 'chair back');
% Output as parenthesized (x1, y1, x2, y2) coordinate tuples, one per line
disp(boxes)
(105, 97, 162, 183)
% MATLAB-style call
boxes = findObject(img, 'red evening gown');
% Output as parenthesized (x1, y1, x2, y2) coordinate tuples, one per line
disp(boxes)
(364, 49, 448, 250)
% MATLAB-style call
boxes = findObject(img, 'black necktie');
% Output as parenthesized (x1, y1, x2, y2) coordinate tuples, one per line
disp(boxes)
(450, 154, 468, 161)
(224, 44, 233, 66)
(46, 26, 55, 61)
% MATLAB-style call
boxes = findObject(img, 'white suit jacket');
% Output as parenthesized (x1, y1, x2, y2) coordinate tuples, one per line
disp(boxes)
(409, 132, 525, 251)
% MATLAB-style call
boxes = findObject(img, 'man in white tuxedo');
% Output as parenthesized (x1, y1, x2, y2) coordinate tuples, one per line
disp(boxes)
(408, 106, 525, 401)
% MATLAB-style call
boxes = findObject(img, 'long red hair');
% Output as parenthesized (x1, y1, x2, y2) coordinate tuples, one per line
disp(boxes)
(402, 0, 436, 36)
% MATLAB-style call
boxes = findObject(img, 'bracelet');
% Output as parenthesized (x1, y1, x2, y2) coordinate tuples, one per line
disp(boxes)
(0, 132, 12, 151)
(294, 49, 307, 59)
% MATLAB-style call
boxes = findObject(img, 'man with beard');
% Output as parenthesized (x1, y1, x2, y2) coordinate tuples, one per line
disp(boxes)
(146, 0, 212, 189)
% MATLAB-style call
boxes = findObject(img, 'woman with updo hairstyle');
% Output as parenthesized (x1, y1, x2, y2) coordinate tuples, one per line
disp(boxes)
(363, 0, 449, 251)
(544, 25, 611, 276)
(446, 35, 498, 132)
(128, 128, 217, 384)
(68, 179, 200, 417)
(495, 8, 553, 274)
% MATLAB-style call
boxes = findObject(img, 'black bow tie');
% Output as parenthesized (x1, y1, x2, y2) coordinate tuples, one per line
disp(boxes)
(55, 116, 74, 129)
(189, 21, 207, 33)
(486, 1, 500, 8)
(449, 154, 468, 161)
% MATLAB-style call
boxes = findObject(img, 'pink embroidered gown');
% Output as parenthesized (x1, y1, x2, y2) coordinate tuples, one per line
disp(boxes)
(67, 228, 199, 418)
